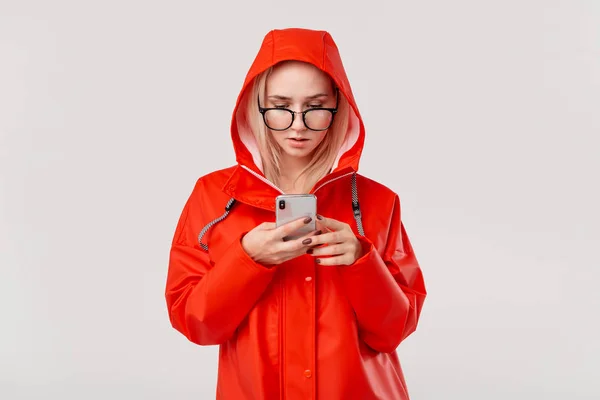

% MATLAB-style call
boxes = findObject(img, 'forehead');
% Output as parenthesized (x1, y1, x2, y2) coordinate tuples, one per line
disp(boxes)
(266, 61, 333, 95)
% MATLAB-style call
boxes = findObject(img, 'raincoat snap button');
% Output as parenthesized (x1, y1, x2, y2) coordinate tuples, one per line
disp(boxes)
(304, 369, 312, 378)
(305, 276, 312, 282)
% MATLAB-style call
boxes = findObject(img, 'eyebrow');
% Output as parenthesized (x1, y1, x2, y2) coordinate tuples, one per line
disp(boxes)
(267, 93, 330, 101)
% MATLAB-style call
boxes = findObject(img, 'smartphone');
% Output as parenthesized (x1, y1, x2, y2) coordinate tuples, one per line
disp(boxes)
(275, 194, 317, 241)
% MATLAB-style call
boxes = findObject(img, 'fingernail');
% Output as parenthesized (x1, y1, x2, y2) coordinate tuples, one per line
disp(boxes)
(315, 230, 322, 235)
(302, 238, 312, 245)
(307, 248, 314, 254)
(304, 217, 312, 224)
(316, 215, 323, 220)
(315, 258, 321, 264)
(282, 236, 289, 242)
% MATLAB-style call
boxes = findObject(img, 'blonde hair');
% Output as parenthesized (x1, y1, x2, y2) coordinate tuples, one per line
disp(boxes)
(245, 62, 350, 193)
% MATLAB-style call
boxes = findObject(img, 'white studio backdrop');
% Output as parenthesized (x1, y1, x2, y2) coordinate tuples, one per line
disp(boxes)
(1, 1, 599, 399)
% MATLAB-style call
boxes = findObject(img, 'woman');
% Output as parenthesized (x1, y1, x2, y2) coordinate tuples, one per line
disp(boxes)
(165, 28, 427, 400)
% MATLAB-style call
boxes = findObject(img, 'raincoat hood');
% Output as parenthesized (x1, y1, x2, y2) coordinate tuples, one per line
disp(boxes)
(231, 28, 365, 177)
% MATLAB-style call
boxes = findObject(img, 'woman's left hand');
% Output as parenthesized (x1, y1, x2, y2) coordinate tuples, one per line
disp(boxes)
(307, 215, 366, 266)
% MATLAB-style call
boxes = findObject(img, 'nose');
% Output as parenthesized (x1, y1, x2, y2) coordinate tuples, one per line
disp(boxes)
(289, 111, 306, 132)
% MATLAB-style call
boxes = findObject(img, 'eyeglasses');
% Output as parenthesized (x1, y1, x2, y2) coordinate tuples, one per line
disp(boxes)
(257, 88, 339, 131)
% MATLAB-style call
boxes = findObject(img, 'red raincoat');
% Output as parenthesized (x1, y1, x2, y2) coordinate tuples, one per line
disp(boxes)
(165, 28, 426, 399)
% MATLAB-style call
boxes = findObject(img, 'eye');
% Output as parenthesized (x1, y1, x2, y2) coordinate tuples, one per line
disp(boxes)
(274, 104, 289, 109)
(308, 104, 323, 108)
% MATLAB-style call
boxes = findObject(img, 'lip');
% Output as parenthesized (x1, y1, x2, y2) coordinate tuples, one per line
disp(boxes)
(287, 138, 310, 148)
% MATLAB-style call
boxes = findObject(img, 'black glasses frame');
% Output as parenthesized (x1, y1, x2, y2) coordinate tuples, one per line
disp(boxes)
(257, 88, 339, 131)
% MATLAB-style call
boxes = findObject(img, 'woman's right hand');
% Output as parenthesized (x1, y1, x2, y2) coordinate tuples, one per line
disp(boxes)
(241, 217, 320, 266)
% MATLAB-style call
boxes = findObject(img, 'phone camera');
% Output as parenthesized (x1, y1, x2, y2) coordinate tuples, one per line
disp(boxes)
(278, 200, 286, 210)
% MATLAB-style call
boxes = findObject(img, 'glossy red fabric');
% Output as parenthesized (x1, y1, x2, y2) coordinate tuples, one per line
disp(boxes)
(165, 28, 426, 400)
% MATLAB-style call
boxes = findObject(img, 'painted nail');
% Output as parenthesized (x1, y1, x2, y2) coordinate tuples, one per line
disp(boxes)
(316, 215, 323, 220)
(315, 258, 321, 264)
(307, 248, 314, 254)
(315, 230, 322, 235)
(304, 217, 312, 224)
(302, 238, 312, 245)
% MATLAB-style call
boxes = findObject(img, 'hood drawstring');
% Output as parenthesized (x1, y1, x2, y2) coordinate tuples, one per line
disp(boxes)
(197, 197, 237, 251)
(198, 173, 363, 251)
(351, 172, 364, 236)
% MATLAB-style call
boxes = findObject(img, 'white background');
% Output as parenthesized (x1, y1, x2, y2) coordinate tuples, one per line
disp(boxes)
(1, 1, 599, 399)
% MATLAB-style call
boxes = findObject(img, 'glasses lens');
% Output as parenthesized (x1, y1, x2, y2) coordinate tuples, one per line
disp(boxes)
(264, 109, 292, 130)
(305, 109, 333, 130)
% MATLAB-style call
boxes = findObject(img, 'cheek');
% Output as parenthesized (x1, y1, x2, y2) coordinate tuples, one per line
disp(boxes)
(314, 131, 328, 146)
(269, 131, 285, 144)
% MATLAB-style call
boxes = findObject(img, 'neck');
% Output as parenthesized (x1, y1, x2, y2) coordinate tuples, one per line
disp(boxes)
(278, 154, 311, 193)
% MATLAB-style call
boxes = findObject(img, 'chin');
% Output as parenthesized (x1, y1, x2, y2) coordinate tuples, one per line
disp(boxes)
(282, 147, 315, 158)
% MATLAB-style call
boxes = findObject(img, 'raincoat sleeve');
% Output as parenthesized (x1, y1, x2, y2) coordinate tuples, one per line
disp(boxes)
(338, 194, 426, 353)
(165, 179, 276, 345)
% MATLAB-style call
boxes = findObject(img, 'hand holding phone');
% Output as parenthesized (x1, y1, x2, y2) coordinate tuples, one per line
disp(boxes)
(240, 194, 319, 266)
(241, 217, 319, 266)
